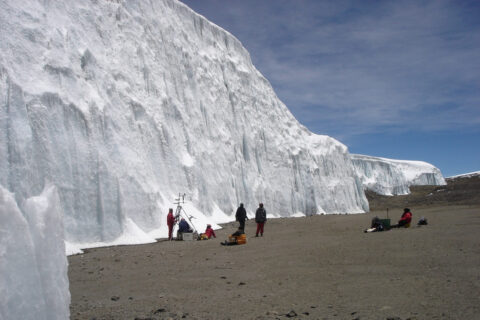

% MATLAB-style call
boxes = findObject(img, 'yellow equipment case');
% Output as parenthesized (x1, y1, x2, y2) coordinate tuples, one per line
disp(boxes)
(228, 233, 247, 245)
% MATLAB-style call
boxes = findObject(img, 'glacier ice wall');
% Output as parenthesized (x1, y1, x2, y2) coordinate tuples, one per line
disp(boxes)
(0, 185, 70, 320)
(0, 0, 368, 245)
(351, 154, 446, 195)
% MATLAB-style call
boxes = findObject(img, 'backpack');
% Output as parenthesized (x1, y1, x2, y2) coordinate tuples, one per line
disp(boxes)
(417, 217, 428, 225)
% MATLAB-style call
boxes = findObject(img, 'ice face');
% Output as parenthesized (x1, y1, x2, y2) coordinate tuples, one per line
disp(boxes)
(0, 0, 371, 248)
(351, 154, 446, 195)
(0, 185, 70, 320)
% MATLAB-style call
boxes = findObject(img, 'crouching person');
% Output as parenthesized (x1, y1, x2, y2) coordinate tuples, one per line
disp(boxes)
(177, 218, 193, 240)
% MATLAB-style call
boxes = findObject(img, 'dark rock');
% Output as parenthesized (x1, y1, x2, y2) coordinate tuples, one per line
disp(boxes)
(110, 296, 120, 301)
(238, 282, 246, 286)
(153, 308, 166, 314)
(286, 310, 297, 318)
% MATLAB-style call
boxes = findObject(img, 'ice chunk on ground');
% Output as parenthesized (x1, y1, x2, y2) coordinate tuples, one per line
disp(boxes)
(0, 185, 70, 320)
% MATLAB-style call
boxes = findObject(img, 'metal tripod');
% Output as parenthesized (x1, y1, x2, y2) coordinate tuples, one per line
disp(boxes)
(172, 193, 198, 236)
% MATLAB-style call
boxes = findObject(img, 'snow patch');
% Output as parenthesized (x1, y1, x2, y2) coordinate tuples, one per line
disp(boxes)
(447, 171, 480, 179)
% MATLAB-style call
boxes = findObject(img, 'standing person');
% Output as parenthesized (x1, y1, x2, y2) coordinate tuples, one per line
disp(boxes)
(255, 203, 267, 237)
(167, 208, 175, 240)
(391, 208, 412, 228)
(235, 203, 247, 232)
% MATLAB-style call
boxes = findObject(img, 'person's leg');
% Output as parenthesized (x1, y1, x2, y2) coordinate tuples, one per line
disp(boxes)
(168, 225, 172, 240)
(256, 223, 260, 236)
(260, 223, 264, 236)
(239, 220, 245, 231)
(398, 220, 407, 227)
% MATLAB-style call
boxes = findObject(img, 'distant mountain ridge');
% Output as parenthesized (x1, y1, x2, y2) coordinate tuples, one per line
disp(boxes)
(447, 171, 480, 179)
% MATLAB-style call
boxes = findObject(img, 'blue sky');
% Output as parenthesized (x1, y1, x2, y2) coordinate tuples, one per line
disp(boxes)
(179, 0, 480, 177)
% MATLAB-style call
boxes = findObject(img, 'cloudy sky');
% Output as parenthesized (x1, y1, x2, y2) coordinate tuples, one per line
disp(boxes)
(180, 0, 480, 177)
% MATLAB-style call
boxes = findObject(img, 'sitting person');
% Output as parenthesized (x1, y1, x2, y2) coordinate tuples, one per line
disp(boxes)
(204, 224, 216, 239)
(199, 224, 216, 240)
(178, 218, 193, 233)
(391, 208, 412, 228)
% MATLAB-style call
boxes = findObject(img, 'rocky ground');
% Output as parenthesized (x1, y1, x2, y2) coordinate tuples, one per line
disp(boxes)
(69, 175, 480, 320)
(366, 174, 480, 211)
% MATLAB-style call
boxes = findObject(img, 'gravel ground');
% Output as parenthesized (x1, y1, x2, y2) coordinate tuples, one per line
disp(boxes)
(69, 202, 480, 320)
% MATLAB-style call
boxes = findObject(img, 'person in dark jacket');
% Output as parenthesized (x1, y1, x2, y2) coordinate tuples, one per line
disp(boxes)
(235, 203, 248, 232)
(167, 208, 175, 240)
(391, 208, 412, 228)
(255, 203, 267, 237)
(178, 218, 192, 233)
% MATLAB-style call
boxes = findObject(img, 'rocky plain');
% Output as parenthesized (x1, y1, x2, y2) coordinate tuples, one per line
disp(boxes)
(69, 174, 480, 320)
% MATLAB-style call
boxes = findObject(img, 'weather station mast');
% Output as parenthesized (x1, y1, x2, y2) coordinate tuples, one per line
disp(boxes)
(173, 193, 198, 235)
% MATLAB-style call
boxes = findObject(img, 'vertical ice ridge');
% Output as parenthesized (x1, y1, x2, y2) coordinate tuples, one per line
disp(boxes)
(352, 154, 446, 195)
(0, 184, 70, 320)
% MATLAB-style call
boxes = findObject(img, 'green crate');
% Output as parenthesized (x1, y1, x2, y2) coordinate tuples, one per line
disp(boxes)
(379, 219, 391, 229)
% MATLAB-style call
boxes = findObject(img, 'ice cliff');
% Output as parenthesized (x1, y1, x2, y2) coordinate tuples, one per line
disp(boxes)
(351, 154, 446, 195)
(0, 0, 369, 249)
(0, 185, 70, 320)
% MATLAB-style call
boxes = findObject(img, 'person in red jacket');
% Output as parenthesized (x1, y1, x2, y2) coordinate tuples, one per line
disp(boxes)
(167, 208, 175, 240)
(392, 208, 412, 228)
(204, 224, 216, 239)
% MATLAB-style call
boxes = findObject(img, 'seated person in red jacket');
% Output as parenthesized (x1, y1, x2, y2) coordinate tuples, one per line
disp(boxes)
(204, 224, 216, 239)
(391, 208, 412, 228)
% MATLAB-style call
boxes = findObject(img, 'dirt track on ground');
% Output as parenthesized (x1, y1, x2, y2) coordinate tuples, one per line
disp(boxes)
(69, 202, 480, 320)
